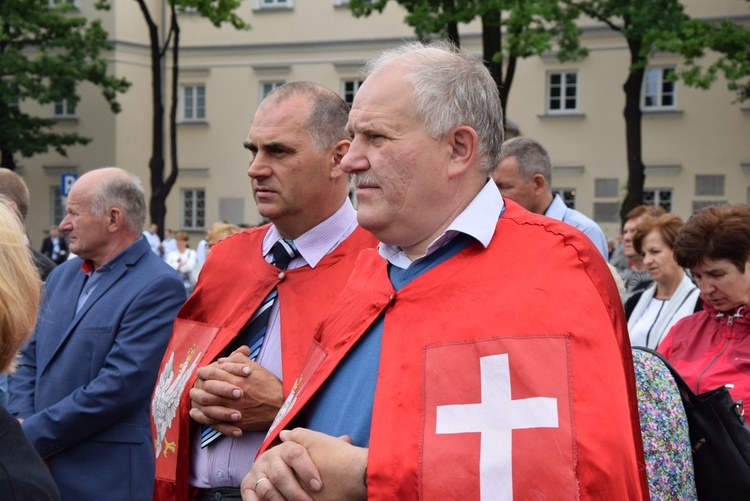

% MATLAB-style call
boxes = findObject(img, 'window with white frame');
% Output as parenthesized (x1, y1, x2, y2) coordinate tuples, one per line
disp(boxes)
(260, 82, 285, 101)
(643, 188, 673, 212)
(181, 188, 206, 230)
(547, 71, 578, 113)
(53, 99, 76, 118)
(553, 188, 576, 209)
(49, 0, 79, 7)
(254, 0, 292, 9)
(643, 67, 676, 110)
(342, 79, 363, 106)
(181, 85, 206, 122)
(50, 186, 65, 226)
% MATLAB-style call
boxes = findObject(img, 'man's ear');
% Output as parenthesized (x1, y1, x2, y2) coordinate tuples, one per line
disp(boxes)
(107, 207, 124, 232)
(329, 140, 351, 180)
(532, 173, 547, 195)
(448, 126, 479, 178)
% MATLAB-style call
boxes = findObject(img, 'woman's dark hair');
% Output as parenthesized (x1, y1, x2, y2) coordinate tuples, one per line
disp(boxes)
(673, 204, 750, 272)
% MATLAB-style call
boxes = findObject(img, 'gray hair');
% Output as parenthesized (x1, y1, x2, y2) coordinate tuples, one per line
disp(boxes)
(364, 41, 505, 175)
(498, 137, 552, 186)
(263, 81, 350, 150)
(89, 171, 146, 233)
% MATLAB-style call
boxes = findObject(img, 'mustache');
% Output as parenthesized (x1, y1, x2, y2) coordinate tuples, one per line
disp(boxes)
(353, 173, 378, 187)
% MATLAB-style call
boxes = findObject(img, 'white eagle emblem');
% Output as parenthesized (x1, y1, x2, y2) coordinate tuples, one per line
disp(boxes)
(152, 347, 201, 458)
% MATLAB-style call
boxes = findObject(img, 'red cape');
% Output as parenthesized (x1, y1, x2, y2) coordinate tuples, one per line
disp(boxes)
(151, 225, 376, 501)
(263, 201, 649, 500)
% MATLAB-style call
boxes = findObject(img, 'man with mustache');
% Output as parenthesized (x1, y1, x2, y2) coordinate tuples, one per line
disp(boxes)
(241, 43, 648, 500)
(152, 82, 375, 501)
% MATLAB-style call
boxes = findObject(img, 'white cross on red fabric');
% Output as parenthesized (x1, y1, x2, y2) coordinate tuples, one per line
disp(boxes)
(436, 353, 559, 500)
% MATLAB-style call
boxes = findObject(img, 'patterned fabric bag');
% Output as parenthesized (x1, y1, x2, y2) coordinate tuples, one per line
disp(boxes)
(636, 347, 750, 500)
(632, 348, 697, 500)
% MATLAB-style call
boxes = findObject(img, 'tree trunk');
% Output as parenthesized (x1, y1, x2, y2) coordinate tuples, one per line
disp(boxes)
(136, 0, 170, 239)
(447, 21, 460, 47)
(163, 7, 180, 230)
(481, 10, 503, 109)
(502, 54, 517, 119)
(0, 148, 16, 170)
(620, 37, 646, 224)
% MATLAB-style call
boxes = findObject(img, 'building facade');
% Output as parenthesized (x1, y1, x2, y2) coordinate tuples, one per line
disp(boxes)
(16, 0, 750, 246)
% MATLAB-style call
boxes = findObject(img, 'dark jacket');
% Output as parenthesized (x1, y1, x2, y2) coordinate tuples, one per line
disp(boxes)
(0, 406, 60, 500)
(40, 236, 69, 265)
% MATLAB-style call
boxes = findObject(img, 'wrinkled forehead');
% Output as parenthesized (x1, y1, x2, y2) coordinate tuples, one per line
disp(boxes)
(348, 66, 419, 133)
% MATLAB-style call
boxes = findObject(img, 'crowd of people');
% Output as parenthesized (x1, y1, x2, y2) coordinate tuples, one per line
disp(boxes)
(0, 41, 748, 501)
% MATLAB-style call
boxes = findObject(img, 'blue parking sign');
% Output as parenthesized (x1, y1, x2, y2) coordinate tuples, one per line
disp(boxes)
(61, 173, 77, 197)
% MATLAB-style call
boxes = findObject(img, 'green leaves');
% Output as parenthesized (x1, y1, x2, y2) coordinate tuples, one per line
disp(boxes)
(0, 0, 130, 166)
(171, 0, 250, 30)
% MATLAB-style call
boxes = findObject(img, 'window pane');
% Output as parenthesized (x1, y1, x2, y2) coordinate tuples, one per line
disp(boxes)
(196, 86, 205, 119)
(184, 87, 194, 119)
(548, 71, 577, 112)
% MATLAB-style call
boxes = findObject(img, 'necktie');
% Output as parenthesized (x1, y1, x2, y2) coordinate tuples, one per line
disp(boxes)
(200, 239, 298, 448)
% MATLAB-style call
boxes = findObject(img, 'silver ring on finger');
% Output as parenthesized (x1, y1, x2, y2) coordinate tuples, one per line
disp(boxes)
(255, 477, 270, 490)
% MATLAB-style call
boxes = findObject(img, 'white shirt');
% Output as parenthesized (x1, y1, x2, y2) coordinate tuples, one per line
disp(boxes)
(380, 180, 504, 269)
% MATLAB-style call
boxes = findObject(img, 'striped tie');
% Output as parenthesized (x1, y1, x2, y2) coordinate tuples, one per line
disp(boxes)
(200, 239, 298, 448)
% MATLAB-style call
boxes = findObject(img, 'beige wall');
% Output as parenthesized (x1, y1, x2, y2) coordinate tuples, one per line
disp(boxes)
(18, 0, 750, 248)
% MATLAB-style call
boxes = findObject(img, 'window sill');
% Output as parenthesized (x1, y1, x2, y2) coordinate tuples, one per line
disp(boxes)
(178, 120, 209, 126)
(253, 6, 294, 12)
(537, 113, 585, 120)
(642, 109, 683, 116)
(53, 117, 78, 123)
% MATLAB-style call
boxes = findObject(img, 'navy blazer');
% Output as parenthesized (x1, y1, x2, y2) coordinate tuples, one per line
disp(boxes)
(9, 236, 186, 500)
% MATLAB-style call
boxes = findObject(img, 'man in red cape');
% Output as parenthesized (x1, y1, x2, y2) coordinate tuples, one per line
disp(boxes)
(241, 44, 649, 501)
(151, 82, 375, 500)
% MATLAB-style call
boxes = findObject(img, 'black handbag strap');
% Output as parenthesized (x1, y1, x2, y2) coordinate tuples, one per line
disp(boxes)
(633, 346, 698, 401)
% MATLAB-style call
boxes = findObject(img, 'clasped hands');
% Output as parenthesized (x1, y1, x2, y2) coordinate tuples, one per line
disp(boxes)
(189, 345, 283, 436)
(240, 428, 368, 501)
(189, 346, 368, 501)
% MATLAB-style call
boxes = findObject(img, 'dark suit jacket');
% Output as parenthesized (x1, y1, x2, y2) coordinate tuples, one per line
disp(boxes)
(40, 236, 69, 265)
(8, 236, 186, 500)
(30, 248, 56, 280)
(0, 407, 60, 500)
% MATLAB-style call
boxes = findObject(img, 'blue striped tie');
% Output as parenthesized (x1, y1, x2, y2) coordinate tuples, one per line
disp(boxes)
(200, 239, 298, 448)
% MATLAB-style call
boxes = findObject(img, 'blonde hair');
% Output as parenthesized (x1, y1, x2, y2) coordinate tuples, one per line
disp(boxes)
(0, 198, 42, 372)
(208, 224, 241, 245)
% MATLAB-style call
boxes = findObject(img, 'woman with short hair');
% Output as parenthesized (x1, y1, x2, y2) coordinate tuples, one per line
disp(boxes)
(625, 214, 702, 349)
(659, 204, 750, 404)
(166, 232, 198, 293)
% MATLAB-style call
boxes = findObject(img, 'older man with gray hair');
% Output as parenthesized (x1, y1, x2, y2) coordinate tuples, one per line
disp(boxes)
(493, 136, 609, 258)
(8, 167, 185, 500)
(241, 43, 647, 500)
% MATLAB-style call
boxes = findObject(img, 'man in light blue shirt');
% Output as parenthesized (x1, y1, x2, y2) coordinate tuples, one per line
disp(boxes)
(493, 136, 609, 259)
